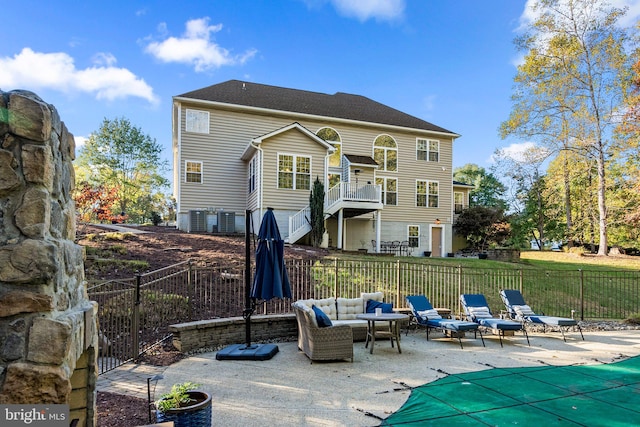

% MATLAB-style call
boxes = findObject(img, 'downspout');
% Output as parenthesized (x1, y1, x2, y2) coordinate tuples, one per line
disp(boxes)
(250, 139, 264, 231)
(175, 102, 182, 216)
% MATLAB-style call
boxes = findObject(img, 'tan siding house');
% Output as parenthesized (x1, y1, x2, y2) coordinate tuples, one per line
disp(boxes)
(173, 80, 464, 256)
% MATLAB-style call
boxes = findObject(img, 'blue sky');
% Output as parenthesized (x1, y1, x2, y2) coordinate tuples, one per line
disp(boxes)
(2, 0, 639, 187)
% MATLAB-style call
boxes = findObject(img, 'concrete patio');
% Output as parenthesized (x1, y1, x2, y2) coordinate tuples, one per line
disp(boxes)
(98, 328, 640, 426)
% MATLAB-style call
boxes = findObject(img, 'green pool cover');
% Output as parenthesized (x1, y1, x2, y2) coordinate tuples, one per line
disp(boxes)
(381, 355, 640, 426)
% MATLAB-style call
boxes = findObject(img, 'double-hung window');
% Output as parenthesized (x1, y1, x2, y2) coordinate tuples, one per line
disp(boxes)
(248, 158, 257, 193)
(408, 225, 420, 248)
(416, 138, 439, 162)
(375, 177, 397, 205)
(278, 154, 311, 190)
(416, 180, 439, 207)
(185, 161, 203, 183)
(454, 191, 464, 214)
(185, 109, 209, 134)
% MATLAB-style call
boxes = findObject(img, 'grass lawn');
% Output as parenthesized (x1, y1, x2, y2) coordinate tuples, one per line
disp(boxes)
(520, 250, 640, 271)
(331, 249, 640, 272)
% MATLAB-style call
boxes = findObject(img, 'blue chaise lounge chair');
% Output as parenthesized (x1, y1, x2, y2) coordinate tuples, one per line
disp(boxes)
(500, 289, 584, 342)
(406, 295, 484, 349)
(460, 293, 530, 347)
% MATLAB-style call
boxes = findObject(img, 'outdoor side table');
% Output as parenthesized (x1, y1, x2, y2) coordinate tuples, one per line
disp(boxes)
(356, 313, 409, 354)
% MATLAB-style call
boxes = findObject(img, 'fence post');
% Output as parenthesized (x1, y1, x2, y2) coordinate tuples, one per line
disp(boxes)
(519, 269, 523, 293)
(396, 260, 401, 308)
(132, 274, 141, 361)
(334, 258, 338, 299)
(457, 265, 462, 318)
(579, 269, 584, 320)
(188, 260, 193, 320)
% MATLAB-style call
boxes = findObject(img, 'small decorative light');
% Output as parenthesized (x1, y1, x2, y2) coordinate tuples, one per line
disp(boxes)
(435, 218, 441, 224)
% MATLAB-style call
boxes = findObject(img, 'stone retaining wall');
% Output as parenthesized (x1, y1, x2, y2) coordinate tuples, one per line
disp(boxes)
(486, 248, 521, 262)
(170, 314, 297, 353)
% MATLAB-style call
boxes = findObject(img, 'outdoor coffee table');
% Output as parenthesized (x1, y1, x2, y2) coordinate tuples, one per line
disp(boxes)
(356, 313, 409, 354)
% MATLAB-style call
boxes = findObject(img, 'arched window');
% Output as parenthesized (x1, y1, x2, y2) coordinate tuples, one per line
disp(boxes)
(373, 134, 397, 172)
(316, 127, 341, 167)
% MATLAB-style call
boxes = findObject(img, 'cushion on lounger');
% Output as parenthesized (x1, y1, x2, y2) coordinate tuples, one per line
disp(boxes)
(417, 308, 441, 319)
(514, 305, 535, 316)
(467, 306, 492, 318)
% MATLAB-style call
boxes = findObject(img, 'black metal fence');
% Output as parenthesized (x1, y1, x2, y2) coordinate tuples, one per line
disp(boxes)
(89, 258, 640, 374)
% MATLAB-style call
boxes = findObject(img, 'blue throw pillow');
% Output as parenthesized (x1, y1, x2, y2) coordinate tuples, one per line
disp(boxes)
(312, 305, 332, 327)
(366, 300, 394, 313)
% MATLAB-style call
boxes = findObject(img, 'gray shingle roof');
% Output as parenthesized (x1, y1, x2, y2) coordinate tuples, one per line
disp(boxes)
(177, 80, 456, 135)
(344, 154, 379, 166)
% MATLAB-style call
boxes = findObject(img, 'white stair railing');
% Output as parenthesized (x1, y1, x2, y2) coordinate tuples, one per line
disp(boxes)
(287, 206, 311, 243)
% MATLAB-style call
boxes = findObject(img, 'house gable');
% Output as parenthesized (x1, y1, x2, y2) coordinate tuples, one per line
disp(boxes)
(241, 122, 334, 161)
(257, 124, 331, 213)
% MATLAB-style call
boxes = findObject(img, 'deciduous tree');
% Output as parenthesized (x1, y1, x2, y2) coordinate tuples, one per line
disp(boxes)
(75, 117, 169, 223)
(502, 0, 633, 255)
(453, 164, 507, 209)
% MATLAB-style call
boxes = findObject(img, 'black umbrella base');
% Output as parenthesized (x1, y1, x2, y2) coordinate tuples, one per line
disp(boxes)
(216, 343, 279, 361)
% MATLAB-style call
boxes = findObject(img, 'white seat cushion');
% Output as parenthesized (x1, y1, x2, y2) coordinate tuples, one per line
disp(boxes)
(337, 297, 364, 320)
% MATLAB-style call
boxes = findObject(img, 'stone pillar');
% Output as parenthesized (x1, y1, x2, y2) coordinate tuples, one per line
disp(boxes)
(0, 90, 98, 426)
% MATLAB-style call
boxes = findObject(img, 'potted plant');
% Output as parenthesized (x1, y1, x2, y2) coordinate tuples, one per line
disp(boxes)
(155, 382, 212, 427)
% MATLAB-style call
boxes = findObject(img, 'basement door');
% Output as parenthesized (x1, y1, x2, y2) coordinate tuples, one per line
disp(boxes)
(430, 227, 442, 257)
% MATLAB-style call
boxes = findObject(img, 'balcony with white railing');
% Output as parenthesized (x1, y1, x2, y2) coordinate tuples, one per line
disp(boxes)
(325, 182, 382, 217)
(286, 182, 383, 243)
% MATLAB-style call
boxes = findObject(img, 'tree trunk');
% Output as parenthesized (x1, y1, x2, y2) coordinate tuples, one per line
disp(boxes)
(562, 150, 573, 248)
(596, 147, 608, 256)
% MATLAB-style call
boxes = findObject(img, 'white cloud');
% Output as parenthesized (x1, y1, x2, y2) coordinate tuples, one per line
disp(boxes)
(491, 141, 551, 164)
(74, 136, 88, 149)
(0, 48, 157, 104)
(328, 0, 405, 22)
(144, 17, 257, 72)
(92, 52, 117, 67)
(519, 0, 640, 29)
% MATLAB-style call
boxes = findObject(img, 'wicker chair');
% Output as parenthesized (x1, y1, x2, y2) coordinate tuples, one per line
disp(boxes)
(292, 304, 354, 362)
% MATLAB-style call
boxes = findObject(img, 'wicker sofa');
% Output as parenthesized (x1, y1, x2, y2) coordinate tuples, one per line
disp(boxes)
(291, 292, 385, 362)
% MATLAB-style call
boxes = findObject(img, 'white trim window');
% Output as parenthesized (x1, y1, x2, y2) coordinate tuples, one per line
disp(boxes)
(185, 109, 209, 134)
(408, 225, 420, 248)
(185, 161, 203, 183)
(278, 154, 311, 190)
(317, 127, 342, 168)
(248, 158, 257, 193)
(375, 177, 397, 205)
(416, 180, 439, 207)
(373, 134, 397, 172)
(454, 191, 464, 214)
(416, 138, 439, 162)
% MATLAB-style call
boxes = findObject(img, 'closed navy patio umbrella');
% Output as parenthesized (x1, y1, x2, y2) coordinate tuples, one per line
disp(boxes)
(251, 208, 291, 301)
(216, 208, 291, 361)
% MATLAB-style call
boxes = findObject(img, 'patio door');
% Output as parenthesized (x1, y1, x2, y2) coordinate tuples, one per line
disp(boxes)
(431, 227, 442, 257)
